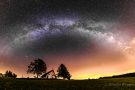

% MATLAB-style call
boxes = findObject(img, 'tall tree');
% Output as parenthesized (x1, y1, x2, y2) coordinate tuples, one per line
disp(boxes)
(57, 64, 71, 80)
(27, 58, 47, 78)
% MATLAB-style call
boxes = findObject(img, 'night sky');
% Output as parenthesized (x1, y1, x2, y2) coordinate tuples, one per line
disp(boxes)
(0, 0, 135, 79)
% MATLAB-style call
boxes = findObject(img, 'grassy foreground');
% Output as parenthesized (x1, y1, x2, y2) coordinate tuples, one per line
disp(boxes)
(1, 77, 135, 90)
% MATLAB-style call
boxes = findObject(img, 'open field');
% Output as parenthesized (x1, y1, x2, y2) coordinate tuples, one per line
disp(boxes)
(1, 77, 135, 90)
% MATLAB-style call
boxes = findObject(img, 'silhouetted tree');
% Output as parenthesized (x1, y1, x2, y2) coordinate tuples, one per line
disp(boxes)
(27, 58, 47, 78)
(12, 73, 17, 78)
(57, 64, 71, 80)
(5, 70, 17, 78)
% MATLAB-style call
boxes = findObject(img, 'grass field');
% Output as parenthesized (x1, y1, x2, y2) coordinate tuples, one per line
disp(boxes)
(1, 77, 135, 90)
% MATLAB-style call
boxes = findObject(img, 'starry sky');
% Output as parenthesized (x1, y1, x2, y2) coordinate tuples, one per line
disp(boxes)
(0, 0, 135, 79)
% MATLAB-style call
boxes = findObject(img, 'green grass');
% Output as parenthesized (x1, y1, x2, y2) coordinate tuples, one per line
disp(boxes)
(1, 77, 135, 90)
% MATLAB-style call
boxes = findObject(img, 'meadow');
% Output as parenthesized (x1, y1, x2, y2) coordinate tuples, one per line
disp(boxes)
(1, 77, 135, 90)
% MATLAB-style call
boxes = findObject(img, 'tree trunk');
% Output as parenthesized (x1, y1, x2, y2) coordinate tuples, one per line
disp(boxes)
(37, 74, 39, 78)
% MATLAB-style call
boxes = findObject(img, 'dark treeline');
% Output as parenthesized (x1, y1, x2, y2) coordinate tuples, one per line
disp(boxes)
(0, 70, 17, 78)
(100, 72, 135, 79)
(0, 58, 71, 80)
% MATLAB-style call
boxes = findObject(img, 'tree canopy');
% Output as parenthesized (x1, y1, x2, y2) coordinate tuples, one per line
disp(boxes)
(5, 70, 17, 78)
(27, 58, 47, 78)
(57, 64, 71, 80)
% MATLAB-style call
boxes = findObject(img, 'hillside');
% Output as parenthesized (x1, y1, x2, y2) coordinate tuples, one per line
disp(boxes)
(100, 72, 135, 79)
